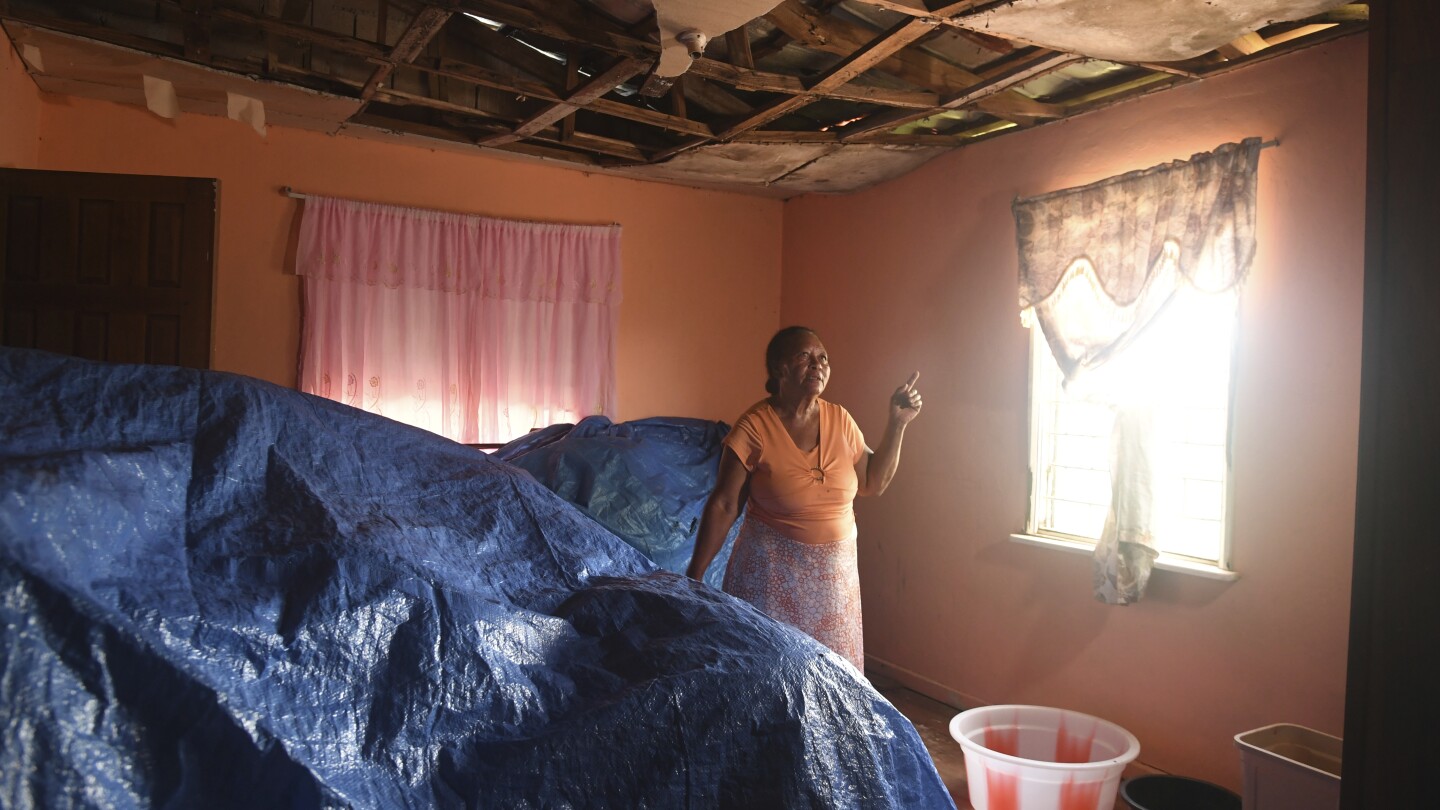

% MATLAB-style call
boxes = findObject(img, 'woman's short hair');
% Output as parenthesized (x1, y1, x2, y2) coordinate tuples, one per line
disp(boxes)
(765, 326, 818, 395)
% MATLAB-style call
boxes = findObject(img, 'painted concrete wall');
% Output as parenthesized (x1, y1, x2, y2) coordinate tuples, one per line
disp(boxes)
(782, 36, 1366, 788)
(0, 40, 40, 168)
(29, 94, 782, 424)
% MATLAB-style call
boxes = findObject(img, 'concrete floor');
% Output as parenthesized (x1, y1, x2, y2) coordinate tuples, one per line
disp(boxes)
(869, 672, 1149, 810)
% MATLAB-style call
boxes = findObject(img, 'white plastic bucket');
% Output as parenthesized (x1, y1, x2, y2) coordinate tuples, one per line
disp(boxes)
(949, 705, 1140, 810)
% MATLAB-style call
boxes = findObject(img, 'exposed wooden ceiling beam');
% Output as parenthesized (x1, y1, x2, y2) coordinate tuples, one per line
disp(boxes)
(944, 25, 1018, 55)
(939, 49, 1078, 107)
(477, 57, 650, 146)
(1129, 60, 1202, 79)
(377, 86, 514, 118)
(450, 0, 656, 61)
(658, 17, 942, 160)
(421, 57, 556, 103)
(1265, 23, 1339, 47)
(637, 72, 676, 98)
(680, 75, 754, 117)
(560, 51, 580, 141)
(726, 28, 755, 70)
(391, 7, 454, 62)
(711, 96, 814, 142)
(361, 6, 454, 101)
(1217, 31, 1270, 60)
(809, 17, 941, 93)
(524, 129, 648, 162)
(648, 136, 710, 164)
(1057, 71, 1175, 109)
(762, 0, 1050, 122)
(669, 79, 687, 120)
(766, 0, 975, 92)
(416, 57, 713, 137)
(839, 48, 1076, 140)
(588, 97, 712, 137)
(180, 0, 214, 63)
(687, 59, 939, 109)
(373, 89, 649, 162)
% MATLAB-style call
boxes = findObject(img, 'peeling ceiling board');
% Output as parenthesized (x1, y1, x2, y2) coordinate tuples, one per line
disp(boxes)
(774, 144, 951, 195)
(956, 0, 1352, 63)
(0, 1, 1367, 197)
(6, 22, 359, 133)
(617, 142, 838, 187)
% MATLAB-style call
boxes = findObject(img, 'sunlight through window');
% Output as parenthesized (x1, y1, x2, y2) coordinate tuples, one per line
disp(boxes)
(1027, 272, 1236, 565)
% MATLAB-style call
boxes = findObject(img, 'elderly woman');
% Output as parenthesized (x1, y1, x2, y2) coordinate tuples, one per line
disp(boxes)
(686, 326, 922, 670)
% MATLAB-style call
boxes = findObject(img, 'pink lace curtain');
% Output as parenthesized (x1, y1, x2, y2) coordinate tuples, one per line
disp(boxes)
(296, 196, 621, 444)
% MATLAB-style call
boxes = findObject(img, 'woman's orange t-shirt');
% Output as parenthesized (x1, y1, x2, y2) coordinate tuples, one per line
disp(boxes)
(723, 399, 868, 545)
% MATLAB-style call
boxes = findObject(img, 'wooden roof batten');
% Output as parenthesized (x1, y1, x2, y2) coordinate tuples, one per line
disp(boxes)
(359, 6, 454, 102)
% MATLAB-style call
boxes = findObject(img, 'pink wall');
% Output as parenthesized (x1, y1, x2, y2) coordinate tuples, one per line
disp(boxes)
(782, 37, 1366, 788)
(29, 95, 781, 423)
(0, 39, 40, 167)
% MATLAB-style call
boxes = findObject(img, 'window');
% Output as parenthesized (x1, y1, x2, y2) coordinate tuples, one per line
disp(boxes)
(1012, 138, 1260, 598)
(295, 196, 621, 445)
(1025, 282, 1237, 567)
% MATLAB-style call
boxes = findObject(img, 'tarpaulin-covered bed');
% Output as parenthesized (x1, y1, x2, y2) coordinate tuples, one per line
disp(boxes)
(0, 348, 952, 809)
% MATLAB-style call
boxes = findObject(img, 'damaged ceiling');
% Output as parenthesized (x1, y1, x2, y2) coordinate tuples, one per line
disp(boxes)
(1, 1, 1367, 198)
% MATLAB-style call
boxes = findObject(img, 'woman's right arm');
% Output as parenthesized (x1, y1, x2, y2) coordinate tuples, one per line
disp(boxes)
(685, 448, 750, 581)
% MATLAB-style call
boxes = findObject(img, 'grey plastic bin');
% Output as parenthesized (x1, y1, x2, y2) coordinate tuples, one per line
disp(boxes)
(1234, 723, 1341, 810)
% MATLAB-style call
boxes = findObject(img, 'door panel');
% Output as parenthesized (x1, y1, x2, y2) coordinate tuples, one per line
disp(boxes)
(0, 168, 216, 369)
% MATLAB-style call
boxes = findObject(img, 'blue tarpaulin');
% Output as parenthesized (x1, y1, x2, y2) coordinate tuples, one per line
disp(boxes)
(0, 348, 954, 809)
(494, 416, 739, 589)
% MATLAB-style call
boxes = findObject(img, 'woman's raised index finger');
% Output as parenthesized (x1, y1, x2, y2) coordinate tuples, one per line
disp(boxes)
(903, 371, 920, 389)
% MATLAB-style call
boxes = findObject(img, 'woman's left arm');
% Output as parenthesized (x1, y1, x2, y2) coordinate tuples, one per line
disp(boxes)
(857, 372, 923, 497)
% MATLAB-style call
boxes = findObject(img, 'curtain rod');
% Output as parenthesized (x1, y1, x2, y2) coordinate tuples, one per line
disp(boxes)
(279, 187, 620, 229)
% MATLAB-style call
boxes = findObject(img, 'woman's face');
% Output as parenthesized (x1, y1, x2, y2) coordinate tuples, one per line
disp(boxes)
(775, 333, 830, 397)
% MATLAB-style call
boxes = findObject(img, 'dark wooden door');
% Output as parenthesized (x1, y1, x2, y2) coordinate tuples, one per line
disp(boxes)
(0, 168, 216, 369)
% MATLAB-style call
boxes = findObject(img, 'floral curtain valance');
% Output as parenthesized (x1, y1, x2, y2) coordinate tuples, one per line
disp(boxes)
(295, 196, 622, 305)
(1015, 138, 1261, 382)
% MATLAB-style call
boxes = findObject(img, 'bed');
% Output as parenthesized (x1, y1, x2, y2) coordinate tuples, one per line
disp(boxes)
(491, 415, 740, 591)
(0, 347, 953, 809)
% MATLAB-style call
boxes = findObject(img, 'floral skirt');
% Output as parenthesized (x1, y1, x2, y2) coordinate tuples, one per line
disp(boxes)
(722, 518, 864, 670)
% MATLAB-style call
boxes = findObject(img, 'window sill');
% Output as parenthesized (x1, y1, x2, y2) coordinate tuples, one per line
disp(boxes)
(1008, 533, 1240, 582)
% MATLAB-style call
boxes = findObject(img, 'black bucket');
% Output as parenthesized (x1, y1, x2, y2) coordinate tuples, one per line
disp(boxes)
(1120, 775, 1241, 810)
